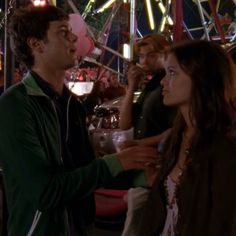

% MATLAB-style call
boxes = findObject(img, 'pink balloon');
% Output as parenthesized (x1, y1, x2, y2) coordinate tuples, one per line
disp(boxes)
(76, 35, 94, 57)
(69, 13, 87, 35)
(69, 13, 95, 57)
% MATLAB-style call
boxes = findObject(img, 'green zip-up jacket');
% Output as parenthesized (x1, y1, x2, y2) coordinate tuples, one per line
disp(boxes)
(0, 74, 123, 236)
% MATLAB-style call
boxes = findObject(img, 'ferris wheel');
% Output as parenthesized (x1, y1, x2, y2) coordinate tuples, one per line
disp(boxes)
(78, 0, 236, 43)
(68, 0, 236, 74)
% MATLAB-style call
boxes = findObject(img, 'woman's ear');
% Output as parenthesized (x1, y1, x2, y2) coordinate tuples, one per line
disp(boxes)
(27, 38, 44, 53)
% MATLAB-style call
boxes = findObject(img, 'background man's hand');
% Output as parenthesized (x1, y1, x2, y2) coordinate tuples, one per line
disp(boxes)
(127, 64, 145, 91)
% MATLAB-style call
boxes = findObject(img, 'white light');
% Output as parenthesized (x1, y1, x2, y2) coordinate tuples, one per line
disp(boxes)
(158, 2, 165, 13)
(40, 0, 46, 6)
(97, 0, 116, 13)
(160, 17, 167, 32)
(123, 43, 130, 59)
(145, 0, 155, 30)
(67, 82, 94, 96)
(32, 0, 46, 6)
(156, 1, 173, 25)
(167, 16, 173, 25)
(33, 0, 41, 6)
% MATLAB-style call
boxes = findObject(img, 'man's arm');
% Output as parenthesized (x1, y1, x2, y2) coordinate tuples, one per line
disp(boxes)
(119, 129, 171, 150)
(119, 64, 144, 130)
(0, 92, 158, 211)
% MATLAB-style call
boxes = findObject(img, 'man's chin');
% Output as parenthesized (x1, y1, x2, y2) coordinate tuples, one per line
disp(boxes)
(144, 71, 153, 76)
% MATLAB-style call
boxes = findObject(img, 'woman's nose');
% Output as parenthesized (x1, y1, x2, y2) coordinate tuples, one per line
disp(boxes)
(160, 74, 167, 86)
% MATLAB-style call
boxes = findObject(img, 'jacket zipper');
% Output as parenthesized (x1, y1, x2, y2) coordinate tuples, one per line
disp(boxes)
(26, 99, 66, 236)
(26, 210, 42, 236)
(51, 98, 71, 236)
(51, 100, 64, 164)
(65, 95, 72, 142)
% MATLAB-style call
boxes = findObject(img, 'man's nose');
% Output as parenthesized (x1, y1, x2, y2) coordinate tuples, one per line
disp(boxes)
(69, 32, 78, 42)
(140, 56, 148, 65)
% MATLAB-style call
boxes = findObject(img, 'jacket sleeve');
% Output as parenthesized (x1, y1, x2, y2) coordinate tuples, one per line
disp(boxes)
(0, 89, 123, 211)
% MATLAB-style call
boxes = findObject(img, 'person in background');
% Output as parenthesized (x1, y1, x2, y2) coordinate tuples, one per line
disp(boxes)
(119, 33, 176, 146)
(119, 34, 176, 236)
(12, 68, 23, 83)
(131, 40, 236, 236)
(0, 68, 23, 97)
(103, 73, 125, 101)
(0, 5, 158, 236)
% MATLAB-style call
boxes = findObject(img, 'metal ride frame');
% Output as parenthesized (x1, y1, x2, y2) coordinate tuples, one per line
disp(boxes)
(2, 0, 236, 79)
(65, 0, 236, 76)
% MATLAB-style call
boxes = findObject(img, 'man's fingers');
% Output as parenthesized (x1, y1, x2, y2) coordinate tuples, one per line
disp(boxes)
(117, 146, 160, 171)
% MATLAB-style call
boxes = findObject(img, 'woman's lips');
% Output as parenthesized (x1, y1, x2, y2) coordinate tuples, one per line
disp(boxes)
(162, 89, 169, 96)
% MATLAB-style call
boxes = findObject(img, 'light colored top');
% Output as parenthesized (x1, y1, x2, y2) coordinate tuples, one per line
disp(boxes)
(160, 175, 179, 236)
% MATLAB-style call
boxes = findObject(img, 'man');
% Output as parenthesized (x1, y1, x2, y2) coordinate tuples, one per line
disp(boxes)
(119, 34, 175, 142)
(0, 5, 157, 236)
(103, 73, 125, 101)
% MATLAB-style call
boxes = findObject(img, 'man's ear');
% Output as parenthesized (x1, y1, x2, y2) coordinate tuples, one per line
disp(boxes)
(27, 38, 44, 53)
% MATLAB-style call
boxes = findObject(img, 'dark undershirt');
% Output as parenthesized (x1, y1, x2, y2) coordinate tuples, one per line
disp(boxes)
(30, 70, 75, 169)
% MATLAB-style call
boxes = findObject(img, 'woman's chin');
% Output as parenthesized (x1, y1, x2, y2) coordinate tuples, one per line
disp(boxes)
(163, 99, 175, 107)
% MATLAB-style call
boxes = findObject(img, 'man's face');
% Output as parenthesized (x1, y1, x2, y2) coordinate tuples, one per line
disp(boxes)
(38, 20, 78, 70)
(138, 44, 164, 75)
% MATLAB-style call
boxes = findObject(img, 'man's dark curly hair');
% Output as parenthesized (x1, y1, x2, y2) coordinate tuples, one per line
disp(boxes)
(9, 5, 68, 68)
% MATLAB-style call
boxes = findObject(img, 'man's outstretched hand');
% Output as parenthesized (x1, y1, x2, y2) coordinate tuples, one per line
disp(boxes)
(117, 146, 159, 171)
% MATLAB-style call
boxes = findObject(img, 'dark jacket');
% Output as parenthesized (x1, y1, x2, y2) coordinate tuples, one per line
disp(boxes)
(0, 73, 123, 236)
(132, 132, 236, 236)
(133, 70, 175, 139)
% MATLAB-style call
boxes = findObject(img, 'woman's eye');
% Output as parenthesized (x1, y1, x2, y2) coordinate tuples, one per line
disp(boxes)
(168, 70, 176, 76)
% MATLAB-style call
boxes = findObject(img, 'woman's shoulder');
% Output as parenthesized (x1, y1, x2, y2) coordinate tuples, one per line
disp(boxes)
(211, 129, 236, 161)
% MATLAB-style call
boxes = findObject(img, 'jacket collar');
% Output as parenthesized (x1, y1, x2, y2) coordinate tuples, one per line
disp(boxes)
(22, 72, 48, 97)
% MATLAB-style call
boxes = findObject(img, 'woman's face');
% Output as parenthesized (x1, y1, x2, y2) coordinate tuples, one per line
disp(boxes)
(161, 53, 192, 108)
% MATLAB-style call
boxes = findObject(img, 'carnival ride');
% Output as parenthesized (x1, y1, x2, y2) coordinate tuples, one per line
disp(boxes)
(67, 0, 236, 77)
(1, 0, 236, 82)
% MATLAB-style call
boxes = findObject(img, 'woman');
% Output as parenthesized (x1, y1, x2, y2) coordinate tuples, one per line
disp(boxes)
(132, 40, 236, 236)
